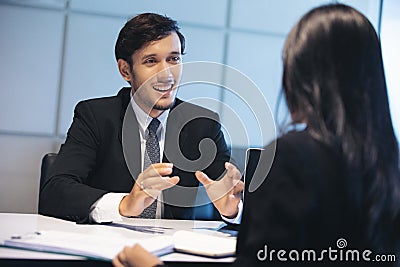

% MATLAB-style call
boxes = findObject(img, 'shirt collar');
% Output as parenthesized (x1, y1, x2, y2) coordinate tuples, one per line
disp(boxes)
(130, 92, 169, 137)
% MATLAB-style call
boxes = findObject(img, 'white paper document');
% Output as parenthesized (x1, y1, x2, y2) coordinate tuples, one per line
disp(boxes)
(3, 230, 174, 261)
(3, 229, 236, 260)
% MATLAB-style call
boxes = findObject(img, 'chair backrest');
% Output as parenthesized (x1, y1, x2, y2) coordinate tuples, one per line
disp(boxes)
(39, 153, 58, 191)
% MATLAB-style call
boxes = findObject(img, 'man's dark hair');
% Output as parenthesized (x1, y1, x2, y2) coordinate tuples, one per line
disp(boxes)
(115, 13, 185, 67)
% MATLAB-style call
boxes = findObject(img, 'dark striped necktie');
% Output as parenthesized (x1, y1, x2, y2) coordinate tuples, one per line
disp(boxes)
(140, 118, 160, 219)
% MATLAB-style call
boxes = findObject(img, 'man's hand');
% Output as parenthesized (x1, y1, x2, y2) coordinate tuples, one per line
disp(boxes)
(119, 163, 179, 217)
(195, 162, 244, 219)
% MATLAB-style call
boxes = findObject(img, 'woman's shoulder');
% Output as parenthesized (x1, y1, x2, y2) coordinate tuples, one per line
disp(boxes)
(275, 130, 321, 151)
(271, 130, 342, 169)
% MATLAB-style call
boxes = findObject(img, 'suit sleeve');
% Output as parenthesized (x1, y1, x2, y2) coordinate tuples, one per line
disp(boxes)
(39, 101, 108, 222)
(203, 112, 232, 180)
(202, 112, 236, 221)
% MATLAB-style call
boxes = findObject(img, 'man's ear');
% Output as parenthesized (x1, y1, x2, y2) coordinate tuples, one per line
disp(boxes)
(117, 59, 132, 83)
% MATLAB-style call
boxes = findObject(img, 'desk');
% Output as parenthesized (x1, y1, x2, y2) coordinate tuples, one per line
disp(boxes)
(0, 213, 235, 266)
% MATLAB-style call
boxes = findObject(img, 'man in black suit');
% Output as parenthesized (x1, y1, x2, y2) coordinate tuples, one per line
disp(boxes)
(39, 13, 243, 224)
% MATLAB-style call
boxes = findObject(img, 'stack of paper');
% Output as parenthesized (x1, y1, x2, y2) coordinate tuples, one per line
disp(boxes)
(3, 229, 236, 260)
(3, 230, 174, 261)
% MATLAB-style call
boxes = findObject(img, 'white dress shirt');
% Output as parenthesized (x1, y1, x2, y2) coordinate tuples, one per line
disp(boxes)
(90, 96, 242, 224)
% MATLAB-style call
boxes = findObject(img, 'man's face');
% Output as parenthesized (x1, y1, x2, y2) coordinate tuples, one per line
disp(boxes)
(129, 32, 182, 115)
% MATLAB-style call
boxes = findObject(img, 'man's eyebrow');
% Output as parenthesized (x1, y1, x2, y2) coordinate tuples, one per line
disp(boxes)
(141, 51, 181, 60)
(141, 53, 157, 60)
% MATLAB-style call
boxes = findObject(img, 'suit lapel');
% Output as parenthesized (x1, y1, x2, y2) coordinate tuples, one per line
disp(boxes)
(163, 100, 199, 219)
(119, 88, 142, 181)
(163, 99, 188, 163)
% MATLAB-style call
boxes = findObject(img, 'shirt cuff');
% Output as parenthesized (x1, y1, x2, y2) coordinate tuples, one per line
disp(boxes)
(90, 193, 127, 223)
(220, 200, 243, 224)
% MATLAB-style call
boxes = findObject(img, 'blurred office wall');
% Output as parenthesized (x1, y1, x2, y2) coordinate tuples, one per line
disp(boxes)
(381, 0, 400, 144)
(0, 0, 390, 213)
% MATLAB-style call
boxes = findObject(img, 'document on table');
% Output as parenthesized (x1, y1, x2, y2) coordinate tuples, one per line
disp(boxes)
(2, 230, 174, 261)
(2, 230, 236, 260)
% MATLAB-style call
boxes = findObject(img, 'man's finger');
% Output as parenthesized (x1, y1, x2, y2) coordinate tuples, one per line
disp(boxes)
(144, 163, 173, 177)
(151, 162, 174, 168)
(141, 176, 180, 191)
(195, 171, 213, 186)
(225, 162, 241, 180)
(161, 176, 180, 189)
(231, 180, 244, 195)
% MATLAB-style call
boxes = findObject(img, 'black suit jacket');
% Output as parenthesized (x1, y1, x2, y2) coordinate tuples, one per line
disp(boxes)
(39, 88, 231, 222)
(233, 130, 373, 266)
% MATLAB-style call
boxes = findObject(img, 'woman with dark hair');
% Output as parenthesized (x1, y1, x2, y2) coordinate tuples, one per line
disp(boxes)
(233, 3, 400, 266)
(112, 4, 400, 267)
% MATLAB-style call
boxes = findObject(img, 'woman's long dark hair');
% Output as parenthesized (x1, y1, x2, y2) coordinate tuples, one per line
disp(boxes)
(282, 4, 400, 252)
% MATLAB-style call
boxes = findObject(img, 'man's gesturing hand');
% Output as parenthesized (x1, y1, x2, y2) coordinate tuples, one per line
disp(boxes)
(195, 162, 243, 218)
(119, 163, 179, 217)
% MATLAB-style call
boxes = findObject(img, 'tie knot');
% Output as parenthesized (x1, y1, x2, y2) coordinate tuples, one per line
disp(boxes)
(147, 118, 160, 134)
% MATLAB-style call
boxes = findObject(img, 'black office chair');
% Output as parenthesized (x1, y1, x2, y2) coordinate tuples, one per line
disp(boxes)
(39, 153, 58, 191)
